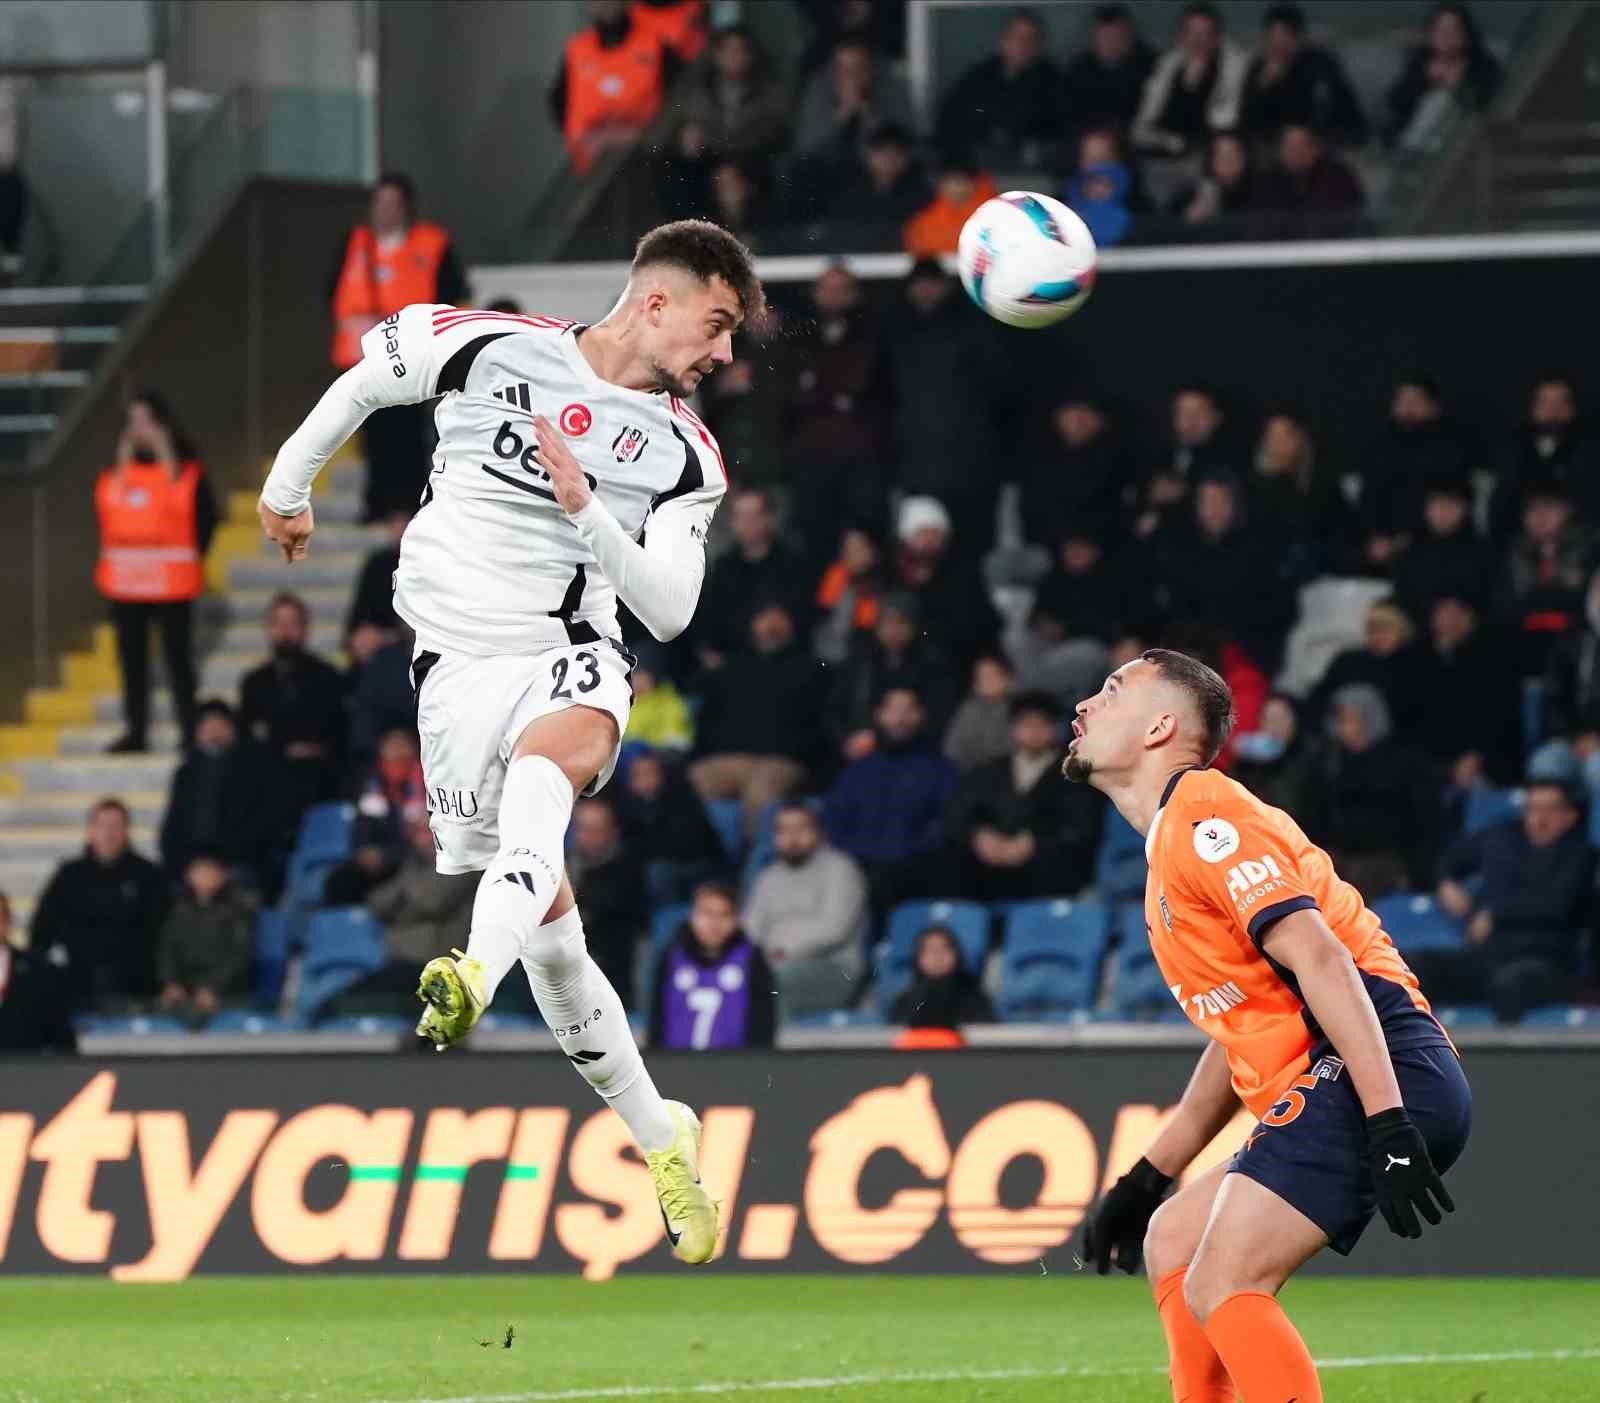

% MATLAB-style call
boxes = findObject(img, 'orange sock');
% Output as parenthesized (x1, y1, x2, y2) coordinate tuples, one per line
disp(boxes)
(1203, 1291, 1322, 1403)
(1153, 1267, 1236, 1403)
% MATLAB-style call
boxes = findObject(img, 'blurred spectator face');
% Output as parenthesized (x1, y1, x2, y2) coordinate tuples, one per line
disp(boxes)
(1011, 705, 1059, 756)
(865, 133, 911, 187)
(1423, 490, 1469, 537)
(674, 118, 708, 159)
(1091, 13, 1134, 64)
(266, 600, 308, 651)
(1060, 536, 1102, 574)
(1331, 701, 1373, 753)
(1000, 14, 1045, 72)
(731, 489, 775, 553)
(87, 804, 129, 863)
(1261, 695, 1297, 745)
(711, 162, 754, 222)
(1173, 389, 1221, 446)
(572, 800, 620, 860)
(907, 267, 954, 315)
(774, 807, 822, 863)
(749, 604, 795, 653)
(125, 399, 163, 453)
(1531, 380, 1577, 431)
(833, 42, 874, 98)
(1209, 134, 1248, 186)
(194, 708, 236, 755)
(1263, 16, 1302, 63)
(627, 751, 665, 800)
(1181, 10, 1221, 60)
(1365, 607, 1409, 656)
(905, 523, 949, 557)
(813, 266, 859, 317)
(1391, 382, 1440, 426)
(1055, 400, 1105, 447)
(1195, 479, 1238, 537)
(937, 168, 978, 205)
(689, 887, 739, 952)
(1428, 7, 1468, 58)
(184, 855, 227, 904)
(1524, 495, 1572, 545)
(915, 927, 960, 979)
(378, 728, 420, 772)
(973, 655, 1014, 698)
(840, 528, 878, 576)
(1279, 125, 1321, 176)
(1080, 129, 1119, 169)
(713, 29, 754, 80)
(876, 604, 915, 654)
(1257, 414, 1306, 476)
(370, 181, 409, 236)
(876, 687, 927, 743)
(631, 664, 659, 698)
(1523, 784, 1578, 848)
(1430, 597, 1476, 648)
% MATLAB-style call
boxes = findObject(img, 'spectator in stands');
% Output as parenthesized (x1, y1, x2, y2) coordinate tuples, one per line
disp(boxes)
(945, 653, 1017, 774)
(623, 662, 693, 752)
(793, 37, 915, 166)
(568, 797, 650, 1011)
(690, 602, 827, 828)
(1166, 130, 1262, 234)
(1495, 372, 1595, 536)
(239, 592, 349, 815)
(1133, 1, 1247, 156)
(902, 153, 999, 258)
(825, 123, 934, 246)
(743, 802, 869, 1015)
(346, 508, 410, 657)
(889, 924, 995, 1029)
(155, 851, 254, 1028)
(328, 172, 466, 520)
(697, 486, 810, 667)
(1159, 620, 1268, 771)
(30, 799, 165, 1011)
(1248, 410, 1347, 580)
(551, 0, 673, 175)
(1498, 481, 1592, 677)
(1386, 1, 1502, 153)
(797, 0, 906, 75)
(887, 261, 1007, 556)
(889, 494, 1002, 670)
(783, 264, 893, 565)
(1062, 4, 1157, 137)
(656, 117, 714, 223)
(632, 0, 707, 64)
(1355, 372, 1476, 539)
(700, 299, 788, 486)
(1239, 4, 1367, 147)
(824, 686, 957, 914)
(1391, 476, 1494, 618)
(346, 633, 418, 781)
(1032, 524, 1128, 649)
(937, 7, 1065, 169)
(1309, 599, 1430, 745)
(160, 698, 292, 898)
(1424, 780, 1593, 1023)
(826, 594, 957, 760)
(1535, 569, 1600, 798)
(649, 881, 777, 1049)
(681, 24, 789, 159)
(1018, 391, 1134, 551)
(1063, 126, 1139, 248)
(945, 691, 1103, 901)
(96, 393, 215, 753)
(616, 749, 724, 904)
(0, 892, 76, 1053)
(1256, 123, 1365, 231)
(1164, 382, 1241, 482)
(814, 525, 884, 666)
(322, 727, 427, 907)
(706, 158, 770, 243)
(1299, 684, 1440, 890)
(1229, 693, 1312, 816)
(1415, 590, 1524, 786)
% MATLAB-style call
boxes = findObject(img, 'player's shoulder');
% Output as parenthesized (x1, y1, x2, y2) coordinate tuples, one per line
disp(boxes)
(421, 305, 577, 343)
(663, 394, 728, 488)
(1164, 767, 1278, 857)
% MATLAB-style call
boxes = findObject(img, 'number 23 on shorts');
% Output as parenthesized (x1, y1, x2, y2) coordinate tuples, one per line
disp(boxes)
(550, 650, 602, 701)
(1261, 1072, 1322, 1127)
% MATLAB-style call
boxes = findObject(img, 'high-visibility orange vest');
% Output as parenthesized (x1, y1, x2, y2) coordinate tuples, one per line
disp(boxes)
(893, 1027, 966, 1050)
(95, 460, 205, 602)
(562, 21, 666, 172)
(902, 173, 1000, 258)
(329, 221, 452, 368)
(630, 0, 705, 62)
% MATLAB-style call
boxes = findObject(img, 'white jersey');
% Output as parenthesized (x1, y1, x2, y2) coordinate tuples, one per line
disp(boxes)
(261, 303, 727, 657)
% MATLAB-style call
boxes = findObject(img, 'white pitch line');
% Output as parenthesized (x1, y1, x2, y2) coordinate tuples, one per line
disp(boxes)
(379, 1347, 1600, 1403)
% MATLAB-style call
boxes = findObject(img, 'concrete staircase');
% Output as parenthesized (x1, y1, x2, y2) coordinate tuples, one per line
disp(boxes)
(0, 457, 376, 936)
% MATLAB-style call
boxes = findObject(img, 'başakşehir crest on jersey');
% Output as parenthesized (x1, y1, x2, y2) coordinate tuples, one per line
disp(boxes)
(364, 304, 726, 659)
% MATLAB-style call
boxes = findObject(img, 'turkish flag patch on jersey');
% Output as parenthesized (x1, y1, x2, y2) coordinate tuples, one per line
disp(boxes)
(560, 403, 592, 436)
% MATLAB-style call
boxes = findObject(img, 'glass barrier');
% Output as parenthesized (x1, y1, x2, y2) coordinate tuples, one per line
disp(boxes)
(0, 0, 154, 69)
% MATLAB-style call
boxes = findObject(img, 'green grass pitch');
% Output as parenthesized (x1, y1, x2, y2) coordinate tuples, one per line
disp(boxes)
(3, 1275, 1596, 1402)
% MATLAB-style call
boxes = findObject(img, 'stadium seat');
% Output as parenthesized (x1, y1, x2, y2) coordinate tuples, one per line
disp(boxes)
(73, 1014, 188, 1037)
(317, 1014, 411, 1036)
(296, 907, 386, 1021)
(253, 907, 291, 1006)
(1370, 893, 1465, 954)
(202, 1010, 305, 1035)
(1107, 900, 1177, 1016)
(289, 802, 354, 878)
(741, 799, 785, 888)
(1093, 811, 1147, 904)
(704, 798, 744, 863)
(1521, 677, 1545, 756)
(1520, 1005, 1597, 1030)
(478, 1011, 542, 1032)
(883, 900, 989, 972)
(791, 1008, 886, 1029)
(998, 899, 1110, 1019)
(1462, 787, 1523, 837)
(650, 902, 690, 956)
(1434, 1005, 1495, 1028)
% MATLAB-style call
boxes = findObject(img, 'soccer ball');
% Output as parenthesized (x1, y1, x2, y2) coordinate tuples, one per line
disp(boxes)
(957, 191, 1097, 329)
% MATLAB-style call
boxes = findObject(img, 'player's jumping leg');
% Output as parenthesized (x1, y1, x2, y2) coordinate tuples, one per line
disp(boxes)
(1142, 1163, 1235, 1403)
(1183, 1172, 1327, 1403)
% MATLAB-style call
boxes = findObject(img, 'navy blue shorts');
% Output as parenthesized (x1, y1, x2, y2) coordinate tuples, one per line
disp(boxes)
(1229, 1043, 1472, 1255)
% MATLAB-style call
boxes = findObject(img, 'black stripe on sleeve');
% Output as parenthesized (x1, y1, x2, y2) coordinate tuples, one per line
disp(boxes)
(434, 332, 513, 396)
(650, 422, 707, 511)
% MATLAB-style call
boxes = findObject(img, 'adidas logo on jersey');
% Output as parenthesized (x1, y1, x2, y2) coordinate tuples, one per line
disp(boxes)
(1170, 979, 1249, 1020)
(493, 382, 533, 412)
(1223, 854, 1289, 912)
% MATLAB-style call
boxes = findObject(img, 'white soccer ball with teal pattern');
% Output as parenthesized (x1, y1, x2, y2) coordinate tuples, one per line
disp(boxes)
(957, 190, 1097, 329)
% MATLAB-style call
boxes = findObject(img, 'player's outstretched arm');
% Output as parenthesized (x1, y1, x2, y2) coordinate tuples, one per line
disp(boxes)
(1262, 908, 1454, 1238)
(1081, 1041, 1237, 1274)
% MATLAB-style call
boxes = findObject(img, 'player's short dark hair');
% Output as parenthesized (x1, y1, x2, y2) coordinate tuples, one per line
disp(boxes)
(89, 797, 130, 824)
(633, 219, 762, 320)
(1141, 648, 1236, 765)
(1009, 690, 1063, 723)
(691, 879, 739, 909)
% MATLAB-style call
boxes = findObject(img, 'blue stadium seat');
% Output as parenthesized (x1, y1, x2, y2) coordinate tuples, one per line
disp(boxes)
(296, 907, 387, 1022)
(704, 798, 744, 863)
(1462, 787, 1522, 837)
(998, 899, 1110, 1019)
(318, 1014, 411, 1035)
(791, 1008, 886, 1029)
(1434, 1005, 1495, 1028)
(875, 900, 989, 1014)
(650, 902, 690, 956)
(73, 1014, 187, 1037)
(1094, 810, 1147, 904)
(478, 1011, 542, 1032)
(1107, 901, 1177, 1016)
(1521, 677, 1545, 756)
(1520, 1005, 1597, 1030)
(741, 799, 786, 888)
(1370, 893, 1465, 954)
(289, 802, 354, 878)
(253, 907, 291, 1006)
(202, 1010, 305, 1035)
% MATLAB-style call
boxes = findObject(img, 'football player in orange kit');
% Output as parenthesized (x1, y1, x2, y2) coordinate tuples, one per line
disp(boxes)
(1066, 649, 1470, 1403)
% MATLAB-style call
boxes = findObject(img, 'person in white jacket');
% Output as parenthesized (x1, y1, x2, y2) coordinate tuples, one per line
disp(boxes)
(1133, 1, 1248, 156)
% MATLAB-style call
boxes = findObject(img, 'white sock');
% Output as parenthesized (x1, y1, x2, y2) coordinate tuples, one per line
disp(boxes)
(521, 905, 675, 1153)
(466, 755, 573, 1000)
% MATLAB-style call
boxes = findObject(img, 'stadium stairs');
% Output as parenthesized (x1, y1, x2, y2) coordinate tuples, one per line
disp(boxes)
(0, 454, 373, 939)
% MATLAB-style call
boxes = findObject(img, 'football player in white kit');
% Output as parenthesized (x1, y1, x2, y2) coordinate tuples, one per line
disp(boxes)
(257, 221, 761, 1264)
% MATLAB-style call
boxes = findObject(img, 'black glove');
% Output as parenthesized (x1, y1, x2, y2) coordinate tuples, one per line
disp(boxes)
(1367, 1107, 1454, 1239)
(1080, 1156, 1172, 1275)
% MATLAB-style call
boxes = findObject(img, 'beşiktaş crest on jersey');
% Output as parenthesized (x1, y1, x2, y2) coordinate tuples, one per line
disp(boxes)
(612, 424, 649, 463)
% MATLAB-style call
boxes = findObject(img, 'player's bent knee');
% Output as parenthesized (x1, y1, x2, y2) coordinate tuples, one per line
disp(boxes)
(1142, 1198, 1189, 1283)
(522, 903, 586, 971)
(511, 706, 619, 791)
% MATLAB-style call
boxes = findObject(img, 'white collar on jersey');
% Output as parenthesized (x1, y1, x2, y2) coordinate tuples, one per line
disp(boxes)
(1144, 808, 1163, 864)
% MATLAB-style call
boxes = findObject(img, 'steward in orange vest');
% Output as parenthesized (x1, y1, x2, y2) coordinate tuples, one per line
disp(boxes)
(329, 172, 467, 368)
(550, 1, 677, 174)
(631, 0, 706, 63)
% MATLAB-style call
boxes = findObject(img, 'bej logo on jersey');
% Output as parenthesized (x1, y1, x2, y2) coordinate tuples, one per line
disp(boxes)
(1192, 817, 1240, 863)
(559, 403, 593, 436)
(612, 425, 649, 462)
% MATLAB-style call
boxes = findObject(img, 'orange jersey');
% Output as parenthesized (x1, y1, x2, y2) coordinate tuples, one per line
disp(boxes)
(1144, 767, 1449, 1119)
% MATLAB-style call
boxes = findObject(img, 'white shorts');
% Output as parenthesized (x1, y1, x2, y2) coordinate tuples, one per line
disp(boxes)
(412, 639, 634, 874)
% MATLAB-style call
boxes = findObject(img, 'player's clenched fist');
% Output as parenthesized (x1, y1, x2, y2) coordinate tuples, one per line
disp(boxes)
(1080, 1156, 1173, 1274)
(258, 498, 314, 562)
(533, 414, 594, 515)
